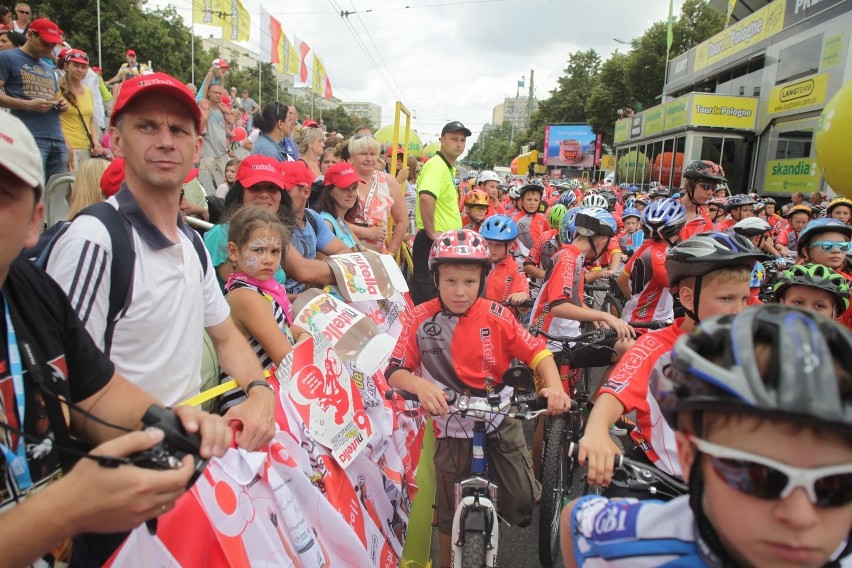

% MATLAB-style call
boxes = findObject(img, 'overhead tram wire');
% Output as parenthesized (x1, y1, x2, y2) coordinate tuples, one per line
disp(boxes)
(346, 0, 410, 109)
(326, 0, 409, 108)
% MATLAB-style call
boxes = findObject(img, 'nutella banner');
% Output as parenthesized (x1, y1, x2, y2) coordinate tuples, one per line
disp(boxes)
(326, 250, 407, 303)
(276, 333, 375, 468)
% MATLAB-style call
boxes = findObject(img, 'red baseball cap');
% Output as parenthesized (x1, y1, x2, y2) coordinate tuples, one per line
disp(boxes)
(64, 49, 90, 66)
(236, 155, 286, 190)
(385, 145, 404, 158)
(100, 157, 126, 197)
(303, 119, 319, 128)
(28, 19, 63, 44)
(212, 58, 229, 69)
(280, 160, 316, 190)
(126, 49, 136, 56)
(110, 72, 201, 131)
(183, 167, 199, 184)
(323, 162, 361, 189)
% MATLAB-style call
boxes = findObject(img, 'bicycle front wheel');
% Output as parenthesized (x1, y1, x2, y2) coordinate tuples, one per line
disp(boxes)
(538, 414, 571, 567)
(461, 530, 486, 568)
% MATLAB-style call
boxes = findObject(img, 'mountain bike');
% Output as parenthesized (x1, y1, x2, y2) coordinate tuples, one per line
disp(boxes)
(385, 367, 547, 568)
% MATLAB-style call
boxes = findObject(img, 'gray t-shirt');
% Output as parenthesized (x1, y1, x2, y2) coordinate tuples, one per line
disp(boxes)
(241, 96, 258, 113)
(201, 105, 229, 158)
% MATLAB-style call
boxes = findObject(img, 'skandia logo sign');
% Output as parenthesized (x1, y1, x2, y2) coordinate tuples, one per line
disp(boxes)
(771, 160, 813, 176)
(707, 19, 763, 58)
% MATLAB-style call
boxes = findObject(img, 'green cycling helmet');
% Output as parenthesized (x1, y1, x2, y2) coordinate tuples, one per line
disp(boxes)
(547, 204, 568, 230)
(773, 263, 851, 313)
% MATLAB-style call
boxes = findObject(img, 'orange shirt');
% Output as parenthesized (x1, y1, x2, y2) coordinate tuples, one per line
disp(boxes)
(485, 255, 530, 303)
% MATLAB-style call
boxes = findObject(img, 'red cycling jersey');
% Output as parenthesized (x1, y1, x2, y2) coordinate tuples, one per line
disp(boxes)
(485, 255, 530, 303)
(386, 297, 551, 438)
(512, 210, 550, 257)
(530, 244, 585, 349)
(598, 320, 688, 477)
(714, 216, 735, 233)
(679, 208, 713, 240)
(621, 240, 673, 326)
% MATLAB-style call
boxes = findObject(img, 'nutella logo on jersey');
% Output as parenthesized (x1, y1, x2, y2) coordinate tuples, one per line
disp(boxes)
(592, 502, 641, 541)
(480, 328, 495, 373)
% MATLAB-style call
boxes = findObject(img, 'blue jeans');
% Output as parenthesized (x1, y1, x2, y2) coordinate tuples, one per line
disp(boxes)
(34, 137, 68, 184)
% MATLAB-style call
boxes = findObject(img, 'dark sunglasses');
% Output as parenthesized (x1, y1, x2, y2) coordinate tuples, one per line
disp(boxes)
(17, 9, 30, 14)
(691, 436, 852, 508)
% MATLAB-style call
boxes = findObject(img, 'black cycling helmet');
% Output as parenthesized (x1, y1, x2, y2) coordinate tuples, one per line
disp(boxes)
(666, 232, 769, 323)
(666, 232, 768, 287)
(682, 159, 727, 183)
(773, 263, 851, 314)
(723, 193, 756, 211)
(667, 305, 852, 566)
(518, 183, 544, 198)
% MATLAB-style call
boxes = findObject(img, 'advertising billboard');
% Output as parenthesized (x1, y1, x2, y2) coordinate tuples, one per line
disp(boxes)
(544, 124, 597, 167)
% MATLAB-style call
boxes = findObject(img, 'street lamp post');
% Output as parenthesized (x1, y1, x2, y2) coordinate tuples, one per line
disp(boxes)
(509, 75, 525, 145)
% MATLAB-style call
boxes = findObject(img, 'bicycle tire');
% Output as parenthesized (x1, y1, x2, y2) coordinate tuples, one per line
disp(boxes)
(461, 530, 487, 568)
(601, 292, 623, 320)
(538, 415, 571, 567)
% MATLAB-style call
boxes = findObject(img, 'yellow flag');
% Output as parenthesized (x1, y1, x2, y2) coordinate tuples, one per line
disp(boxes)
(727, 0, 737, 26)
(222, 0, 250, 42)
(285, 38, 300, 75)
(312, 54, 326, 95)
(192, 0, 225, 26)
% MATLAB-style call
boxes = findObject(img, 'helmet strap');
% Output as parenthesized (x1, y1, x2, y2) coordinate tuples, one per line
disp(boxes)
(688, 453, 735, 567)
(683, 275, 703, 324)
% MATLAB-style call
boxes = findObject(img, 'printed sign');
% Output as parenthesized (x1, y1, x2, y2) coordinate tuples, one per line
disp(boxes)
(643, 104, 665, 138)
(614, 118, 630, 144)
(664, 96, 689, 131)
(544, 124, 597, 167)
(768, 73, 829, 115)
(689, 94, 758, 130)
(821, 33, 844, 69)
(694, 0, 785, 72)
(277, 336, 375, 468)
(327, 252, 396, 302)
(764, 157, 822, 194)
(785, 0, 847, 27)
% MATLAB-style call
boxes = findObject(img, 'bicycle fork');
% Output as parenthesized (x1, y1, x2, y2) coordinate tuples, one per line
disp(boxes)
(450, 421, 500, 568)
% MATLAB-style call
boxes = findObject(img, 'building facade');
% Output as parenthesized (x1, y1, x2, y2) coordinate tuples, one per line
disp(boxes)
(340, 101, 382, 129)
(612, 0, 850, 197)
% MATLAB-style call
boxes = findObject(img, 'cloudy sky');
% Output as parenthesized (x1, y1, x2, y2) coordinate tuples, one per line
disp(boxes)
(162, 0, 686, 144)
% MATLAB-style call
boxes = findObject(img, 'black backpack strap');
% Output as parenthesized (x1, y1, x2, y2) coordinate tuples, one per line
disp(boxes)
(306, 208, 319, 235)
(75, 203, 135, 354)
(188, 228, 209, 276)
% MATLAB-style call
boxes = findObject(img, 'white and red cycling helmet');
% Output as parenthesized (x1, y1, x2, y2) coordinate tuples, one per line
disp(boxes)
(428, 229, 491, 272)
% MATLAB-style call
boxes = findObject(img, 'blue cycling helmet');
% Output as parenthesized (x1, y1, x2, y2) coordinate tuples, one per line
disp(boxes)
(558, 191, 577, 208)
(480, 214, 519, 242)
(573, 207, 617, 240)
(622, 207, 642, 221)
(559, 207, 583, 244)
(624, 196, 636, 209)
(642, 197, 687, 240)
(797, 218, 852, 252)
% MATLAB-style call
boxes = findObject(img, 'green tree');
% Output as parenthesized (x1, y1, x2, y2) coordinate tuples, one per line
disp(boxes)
(41, 0, 199, 81)
(586, 52, 631, 147)
(624, 21, 668, 111)
(672, 0, 726, 56)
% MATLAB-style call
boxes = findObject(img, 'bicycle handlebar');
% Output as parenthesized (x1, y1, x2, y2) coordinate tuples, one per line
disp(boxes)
(529, 327, 608, 344)
(584, 282, 611, 292)
(627, 319, 673, 330)
(502, 299, 536, 309)
(567, 442, 688, 497)
(384, 388, 548, 420)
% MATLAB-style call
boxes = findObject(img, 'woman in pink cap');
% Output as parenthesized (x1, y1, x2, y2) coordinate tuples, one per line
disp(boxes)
(314, 162, 362, 251)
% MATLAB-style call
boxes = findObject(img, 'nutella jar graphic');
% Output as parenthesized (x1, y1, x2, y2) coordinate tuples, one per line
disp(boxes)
(560, 139, 582, 164)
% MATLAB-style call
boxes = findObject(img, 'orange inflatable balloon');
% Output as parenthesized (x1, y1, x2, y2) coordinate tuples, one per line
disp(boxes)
(652, 152, 684, 187)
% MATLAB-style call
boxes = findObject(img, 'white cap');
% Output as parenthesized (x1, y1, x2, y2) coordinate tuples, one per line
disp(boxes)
(477, 170, 500, 184)
(0, 113, 44, 188)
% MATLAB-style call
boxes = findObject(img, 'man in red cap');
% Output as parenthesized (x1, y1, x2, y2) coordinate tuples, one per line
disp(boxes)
(0, 18, 70, 181)
(45, 74, 275, 485)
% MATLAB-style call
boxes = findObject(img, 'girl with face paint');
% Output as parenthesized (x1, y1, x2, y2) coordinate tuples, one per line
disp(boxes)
(217, 206, 312, 412)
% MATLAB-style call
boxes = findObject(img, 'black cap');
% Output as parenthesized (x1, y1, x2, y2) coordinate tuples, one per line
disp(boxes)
(441, 121, 472, 137)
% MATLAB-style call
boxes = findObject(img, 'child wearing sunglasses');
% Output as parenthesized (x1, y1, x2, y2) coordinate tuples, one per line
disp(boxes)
(563, 305, 852, 568)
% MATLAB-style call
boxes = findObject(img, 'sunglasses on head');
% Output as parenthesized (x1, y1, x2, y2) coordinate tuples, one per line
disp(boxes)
(690, 436, 852, 508)
(810, 240, 852, 253)
(352, 133, 374, 140)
